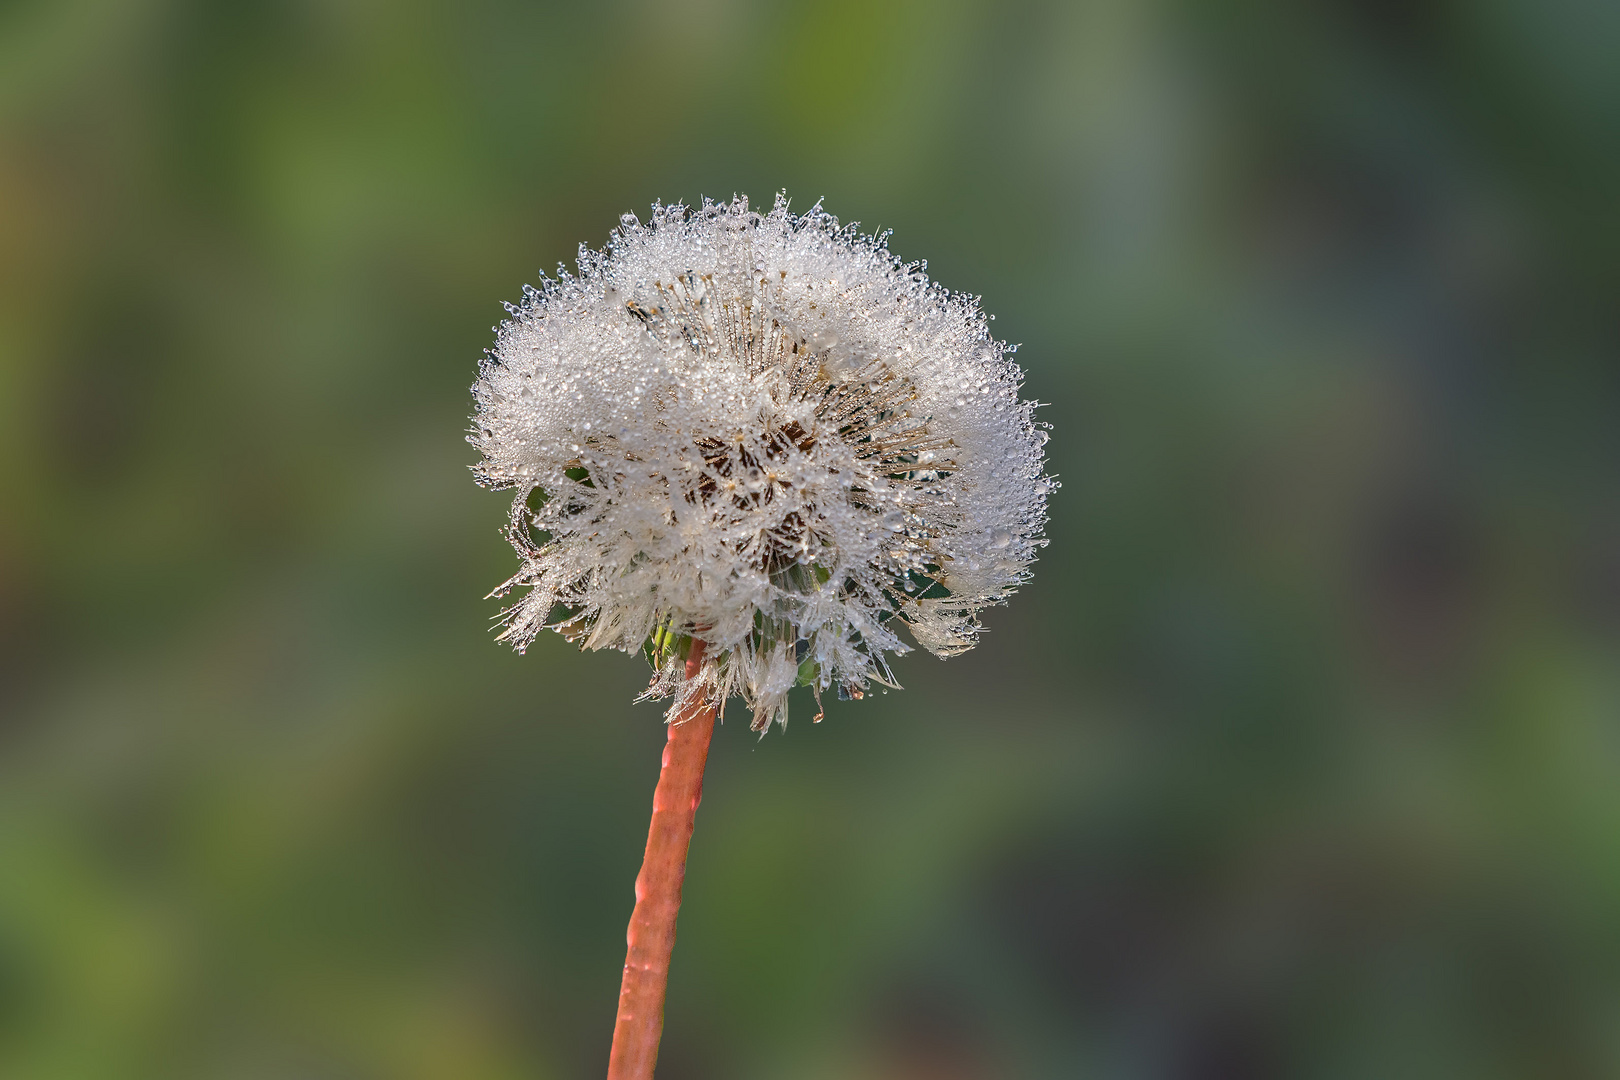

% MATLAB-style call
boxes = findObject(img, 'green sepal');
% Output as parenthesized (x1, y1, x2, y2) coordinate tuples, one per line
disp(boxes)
(795, 657, 819, 686)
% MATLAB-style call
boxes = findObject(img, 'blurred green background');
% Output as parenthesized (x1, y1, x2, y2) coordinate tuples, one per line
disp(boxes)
(2, 0, 1618, 1077)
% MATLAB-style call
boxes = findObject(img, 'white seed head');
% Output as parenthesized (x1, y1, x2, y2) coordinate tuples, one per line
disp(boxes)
(471, 194, 1053, 731)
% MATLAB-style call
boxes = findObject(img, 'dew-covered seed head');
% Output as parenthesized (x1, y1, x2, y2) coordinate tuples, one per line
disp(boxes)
(470, 194, 1053, 731)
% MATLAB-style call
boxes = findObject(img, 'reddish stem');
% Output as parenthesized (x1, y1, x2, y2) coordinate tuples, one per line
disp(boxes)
(606, 641, 716, 1080)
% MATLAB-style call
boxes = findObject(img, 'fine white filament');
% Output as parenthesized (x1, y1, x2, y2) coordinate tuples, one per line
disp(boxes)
(471, 195, 1052, 730)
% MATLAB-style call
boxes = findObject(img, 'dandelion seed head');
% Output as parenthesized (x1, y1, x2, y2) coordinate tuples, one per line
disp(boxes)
(471, 194, 1053, 730)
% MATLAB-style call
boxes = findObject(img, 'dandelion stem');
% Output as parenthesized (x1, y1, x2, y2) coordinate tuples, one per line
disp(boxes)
(607, 640, 716, 1080)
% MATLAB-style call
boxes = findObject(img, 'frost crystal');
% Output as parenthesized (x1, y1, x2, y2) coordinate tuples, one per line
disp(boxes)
(471, 195, 1053, 730)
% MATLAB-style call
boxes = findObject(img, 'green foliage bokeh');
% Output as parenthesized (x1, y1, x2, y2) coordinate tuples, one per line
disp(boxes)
(2, 1, 1617, 1077)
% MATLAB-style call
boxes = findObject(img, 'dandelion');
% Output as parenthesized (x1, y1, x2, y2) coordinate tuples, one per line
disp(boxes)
(469, 194, 1052, 1079)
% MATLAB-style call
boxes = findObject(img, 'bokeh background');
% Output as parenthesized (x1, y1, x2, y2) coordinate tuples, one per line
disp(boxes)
(3, 0, 1618, 1076)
